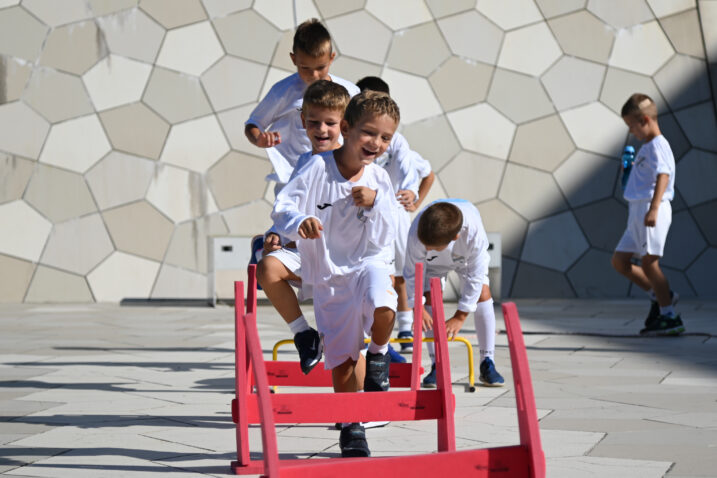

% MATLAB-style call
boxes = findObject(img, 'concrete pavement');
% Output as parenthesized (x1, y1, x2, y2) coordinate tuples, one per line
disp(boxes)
(1, 299, 715, 477)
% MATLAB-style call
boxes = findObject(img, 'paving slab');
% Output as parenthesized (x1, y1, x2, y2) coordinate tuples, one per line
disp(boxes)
(0, 299, 715, 477)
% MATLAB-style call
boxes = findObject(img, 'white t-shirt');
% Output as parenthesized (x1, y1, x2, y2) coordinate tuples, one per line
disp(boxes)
(271, 152, 398, 286)
(245, 73, 360, 184)
(403, 199, 490, 314)
(375, 132, 420, 197)
(412, 151, 432, 179)
(623, 135, 675, 202)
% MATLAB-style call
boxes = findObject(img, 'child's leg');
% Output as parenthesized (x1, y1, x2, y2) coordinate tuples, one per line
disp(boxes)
(611, 251, 652, 291)
(331, 356, 364, 393)
(332, 356, 370, 458)
(370, 306, 396, 348)
(641, 255, 671, 307)
(256, 255, 303, 325)
(474, 284, 495, 363)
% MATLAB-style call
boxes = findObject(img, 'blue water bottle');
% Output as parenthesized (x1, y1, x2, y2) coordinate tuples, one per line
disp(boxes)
(620, 145, 635, 190)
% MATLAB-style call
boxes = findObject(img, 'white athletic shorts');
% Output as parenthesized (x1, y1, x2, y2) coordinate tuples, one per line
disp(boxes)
(615, 199, 672, 257)
(313, 263, 397, 369)
(389, 209, 411, 276)
(265, 247, 309, 298)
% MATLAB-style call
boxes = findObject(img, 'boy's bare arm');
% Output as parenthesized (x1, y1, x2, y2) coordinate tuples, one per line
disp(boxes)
(406, 171, 435, 212)
(645, 173, 669, 227)
(245, 123, 281, 148)
(351, 186, 377, 208)
(298, 217, 323, 239)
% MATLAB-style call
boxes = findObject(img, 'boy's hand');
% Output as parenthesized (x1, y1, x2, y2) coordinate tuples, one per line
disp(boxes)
(263, 233, 282, 254)
(299, 217, 323, 239)
(352, 186, 377, 208)
(396, 189, 416, 211)
(421, 306, 433, 332)
(254, 130, 281, 148)
(445, 311, 468, 340)
(644, 208, 658, 227)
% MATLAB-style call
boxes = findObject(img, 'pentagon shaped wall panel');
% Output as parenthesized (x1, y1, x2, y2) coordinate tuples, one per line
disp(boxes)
(521, 211, 589, 272)
(314, 0, 365, 19)
(326, 11, 392, 65)
(386, 22, 451, 77)
(222, 200, 274, 235)
(39, 20, 103, 75)
(25, 266, 94, 303)
(548, 11, 614, 63)
(542, 56, 606, 111)
(686, 248, 717, 297)
(673, 102, 717, 152)
(568, 249, 630, 297)
(99, 103, 170, 160)
(0, 7, 49, 62)
(0, 254, 35, 303)
(23, 164, 97, 223)
(164, 215, 228, 274)
(201, 56, 267, 111)
(400, 115, 461, 172)
(213, 10, 281, 64)
(23, 0, 93, 26)
(429, 57, 494, 112)
(160, 115, 230, 173)
(151, 264, 207, 299)
(661, 210, 707, 270)
(512, 261, 576, 297)
(659, 9, 705, 59)
(146, 165, 207, 223)
(675, 149, 717, 206)
(202, 0, 252, 19)
(39, 114, 111, 173)
(599, 68, 667, 115)
(574, 199, 628, 251)
(509, 114, 575, 172)
(24, 68, 94, 123)
(87, 251, 160, 302)
(438, 152, 504, 204)
(437, 11, 503, 65)
(499, 163, 568, 221)
(96, 8, 165, 64)
(0, 102, 50, 159)
(476, 199, 529, 259)
(554, 150, 617, 207)
(646, 0, 696, 18)
(498, 22, 562, 77)
(207, 151, 272, 210)
(155, 21, 224, 76)
(140, 0, 206, 29)
(1, 57, 33, 103)
(560, 103, 626, 157)
(254, 0, 320, 30)
(83, 55, 152, 111)
(40, 213, 113, 275)
(365, 0, 432, 30)
(143, 67, 213, 124)
(381, 68, 443, 124)
(103, 201, 174, 261)
(0, 155, 34, 205)
(487, 69, 555, 124)
(654, 54, 711, 111)
(86, 152, 159, 210)
(87, 0, 138, 17)
(0, 200, 52, 262)
(477, 0, 543, 30)
(447, 103, 515, 159)
(587, 0, 654, 28)
(331, 56, 382, 84)
(535, 0, 586, 19)
(609, 20, 674, 75)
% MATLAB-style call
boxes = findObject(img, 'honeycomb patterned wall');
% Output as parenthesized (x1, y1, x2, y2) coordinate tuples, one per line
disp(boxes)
(1, 0, 716, 302)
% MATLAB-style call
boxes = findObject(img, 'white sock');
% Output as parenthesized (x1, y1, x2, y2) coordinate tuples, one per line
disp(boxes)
(474, 299, 496, 363)
(660, 305, 675, 317)
(367, 340, 388, 355)
(289, 315, 310, 335)
(646, 289, 656, 301)
(397, 310, 413, 333)
(424, 305, 435, 362)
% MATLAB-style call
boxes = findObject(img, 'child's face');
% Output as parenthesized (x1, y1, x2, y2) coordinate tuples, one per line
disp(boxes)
(623, 114, 651, 142)
(291, 48, 335, 85)
(340, 113, 397, 166)
(301, 105, 342, 153)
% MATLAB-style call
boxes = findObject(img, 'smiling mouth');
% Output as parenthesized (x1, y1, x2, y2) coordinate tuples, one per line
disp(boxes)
(362, 147, 377, 156)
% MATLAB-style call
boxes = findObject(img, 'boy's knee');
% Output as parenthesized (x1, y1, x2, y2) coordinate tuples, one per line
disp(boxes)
(256, 256, 279, 284)
(611, 253, 630, 273)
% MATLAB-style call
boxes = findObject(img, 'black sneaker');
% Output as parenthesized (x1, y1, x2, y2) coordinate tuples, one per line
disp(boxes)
(644, 290, 679, 327)
(339, 423, 370, 457)
(422, 363, 436, 388)
(479, 357, 505, 387)
(364, 351, 390, 392)
(294, 328, 322, 375)
(640, 313, 685, 336)
(397, 330, 413, 353)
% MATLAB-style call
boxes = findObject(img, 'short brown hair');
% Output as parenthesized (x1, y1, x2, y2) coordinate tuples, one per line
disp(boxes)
(301, 80, 350, 114)
(417, 202, 463, 247)
(343, 90, 400, 127)
(293, 18, 332, 57)
(621, 93, 657, 120)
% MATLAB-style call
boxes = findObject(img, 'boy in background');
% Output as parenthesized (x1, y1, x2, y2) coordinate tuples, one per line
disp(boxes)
(244, 18, 359, 190)
(403, 199, 504, 387)
(611, 93, 683, 335)
(355, 76, 435, 357)
(272, 91, 401, 457)
(256, 80, 350, 374)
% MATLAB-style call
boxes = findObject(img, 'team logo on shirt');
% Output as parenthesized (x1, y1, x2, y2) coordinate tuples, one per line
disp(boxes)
(317, 203, 332, 210)
(356, 209, 367, 223)
(426, 255, 438, 262)
(452, 254, 465, 263)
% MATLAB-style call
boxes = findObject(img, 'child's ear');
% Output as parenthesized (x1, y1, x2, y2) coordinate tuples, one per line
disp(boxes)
(329, 50, 336, 63)
(290, 51, 296, 65)
(453, 233, 460, 241)
(340, 119, 349, 136)
(300, 111, 306, 129)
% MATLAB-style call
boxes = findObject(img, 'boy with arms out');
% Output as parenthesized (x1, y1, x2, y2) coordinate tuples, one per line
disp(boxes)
(403, 200, 504, 387)
(611, 93, 683, 335)
(244, 18, 359, 189)
(272, 91, 401, 457)
(257, 80, 350, 374)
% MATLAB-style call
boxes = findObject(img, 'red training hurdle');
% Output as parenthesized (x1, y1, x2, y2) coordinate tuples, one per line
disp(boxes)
(230, 263, 545, 477)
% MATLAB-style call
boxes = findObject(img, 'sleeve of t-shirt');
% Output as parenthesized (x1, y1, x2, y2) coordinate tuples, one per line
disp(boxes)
(390, 134, 420, 196)
(361, 170, 398, 250)
(402, 217, 424, 304)
(271, 158, 320, 241)
(413, 153, 432, 178)
(245, 82, 285, 131)
(456, 227, 489, 314)
(654, 140, 674, 176)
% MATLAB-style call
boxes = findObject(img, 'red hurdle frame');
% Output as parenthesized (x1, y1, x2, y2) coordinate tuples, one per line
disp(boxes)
(230, 263, 545, 477)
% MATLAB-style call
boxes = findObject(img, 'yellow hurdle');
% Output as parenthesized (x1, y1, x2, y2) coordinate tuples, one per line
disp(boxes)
(271, 336, 476, 392)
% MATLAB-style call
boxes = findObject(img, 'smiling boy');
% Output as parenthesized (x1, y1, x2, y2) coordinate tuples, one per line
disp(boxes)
(271, 91, 401, 458)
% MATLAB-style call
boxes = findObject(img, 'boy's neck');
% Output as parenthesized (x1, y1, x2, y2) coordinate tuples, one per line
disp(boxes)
(644, 119, 661, 142)
(311, 143, 341, 155)
(333, 147, 365, 181)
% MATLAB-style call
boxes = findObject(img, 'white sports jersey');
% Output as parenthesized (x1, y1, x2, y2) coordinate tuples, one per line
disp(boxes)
(375, 132, 420, 197)
(245, 73, 359, 184)
(624, 135, 675, 202)
(412, 151, 432, 179)
(271, 152, 398, 287)
(403, 199, 490, 313)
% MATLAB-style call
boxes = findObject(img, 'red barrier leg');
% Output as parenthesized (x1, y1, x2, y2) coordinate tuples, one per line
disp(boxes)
(410, 262, 424, 390)
(430, 277, 456, 453)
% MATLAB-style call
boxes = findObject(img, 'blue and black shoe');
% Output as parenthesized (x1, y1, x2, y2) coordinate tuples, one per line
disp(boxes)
(422, 363, 436, 388)
(387, 345, 406, 363)
(397, 331, 413, 353)
(479, 357, 504, 387)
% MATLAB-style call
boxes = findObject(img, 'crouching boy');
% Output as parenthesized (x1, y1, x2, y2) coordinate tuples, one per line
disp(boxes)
(271, 91, 401, 457)
(403, 199, 504, 388)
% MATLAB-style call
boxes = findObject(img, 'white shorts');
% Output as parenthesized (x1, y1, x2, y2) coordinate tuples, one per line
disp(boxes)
(616, 199, 672, 257)
(313, 263, 397, 369)
(265, 247, 309, 297)
(390, 209, 411, 277)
